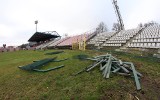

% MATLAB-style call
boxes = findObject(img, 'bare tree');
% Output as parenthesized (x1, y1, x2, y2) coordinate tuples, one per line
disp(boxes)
(144, 21, 158, 27)
(137, 23, 143, 28)
(95, 22, 108, 34)
(137, 21, 159, 28)
(64, 33, 68, 37)
(112, 23, 121, 31)
(3, 44, 6, 48)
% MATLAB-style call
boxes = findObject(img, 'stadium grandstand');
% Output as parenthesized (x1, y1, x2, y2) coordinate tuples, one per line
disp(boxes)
(29, 30, 96, 50)
(55, 33, 94, 49)
(28, 24, 160, 54)
(127, 25, 160, 48)
(27, 24, 160, 54)
(28, 31, 61, 49)
(87, 24, 160, 51)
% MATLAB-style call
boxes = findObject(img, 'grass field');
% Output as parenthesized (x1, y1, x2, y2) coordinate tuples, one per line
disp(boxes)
(0, 49, 160, 100)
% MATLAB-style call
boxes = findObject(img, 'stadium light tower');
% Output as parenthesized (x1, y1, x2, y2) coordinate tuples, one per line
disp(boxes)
(112, 0, 125, 30)
(35, 20, 38, 32)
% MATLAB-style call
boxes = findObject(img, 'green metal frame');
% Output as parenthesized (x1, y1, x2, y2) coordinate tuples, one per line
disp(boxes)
(18, 57, 67, 72)
(73, 54, 142, 90)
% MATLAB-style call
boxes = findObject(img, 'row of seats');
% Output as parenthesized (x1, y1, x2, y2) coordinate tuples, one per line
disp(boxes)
(103, 28, 140, 46)
(34, 32, 94, 49)
(48, 37, 70, 47)
(35, 41, 52, 49)
(135, 35, 160, 39)
(102, 43, 122, 47)
(57, 33, 91, 46)
(132, 38, 160, 43)
(135, 25, 160, 40)
(127, 43, 160, 48)
(34, 25, 160, 49)
(87, 32, 115, 46)
(111, 29, 139, 40)
(88, 25, 160, 49)
(41, 38, 61, 48)
(140, 30, 159, 35)
(129, 25, 160, 48)
(105, 40, 126, 43)
(36, 38, 61, 49)
(110, 37, 130, 40)
(97, 32, 115, 38)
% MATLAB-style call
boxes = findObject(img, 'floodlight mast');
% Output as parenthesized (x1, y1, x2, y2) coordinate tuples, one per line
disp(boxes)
(35, 20, 38, 32)
(112, 0, 125, 30)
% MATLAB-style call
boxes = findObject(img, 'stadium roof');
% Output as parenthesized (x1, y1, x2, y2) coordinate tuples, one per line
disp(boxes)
(28, 31, 60, 42)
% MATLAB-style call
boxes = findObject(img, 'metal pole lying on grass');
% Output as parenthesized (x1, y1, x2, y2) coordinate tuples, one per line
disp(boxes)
(86, 59, 104, 71)
(33, 65, 64, 72)
(103, 54, 112, 78)
(128, 62, 141, 90)
(18, 57, 66, 72)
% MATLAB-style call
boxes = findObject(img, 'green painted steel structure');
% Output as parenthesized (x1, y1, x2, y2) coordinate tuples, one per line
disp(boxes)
(74, 54, 142, 90)
(18, 57, 67, 72)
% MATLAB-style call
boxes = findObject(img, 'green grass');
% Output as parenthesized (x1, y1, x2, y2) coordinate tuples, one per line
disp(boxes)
(0, 49, 160, 100)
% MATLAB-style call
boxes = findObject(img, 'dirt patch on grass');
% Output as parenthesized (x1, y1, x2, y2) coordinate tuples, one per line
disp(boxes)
(99, 89, 142, 100)
(99, 73, 160, 100)
(139, 75, 160, 99)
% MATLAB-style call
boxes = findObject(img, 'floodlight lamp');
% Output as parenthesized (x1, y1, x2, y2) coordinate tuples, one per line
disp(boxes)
(35, 20, 38, 24)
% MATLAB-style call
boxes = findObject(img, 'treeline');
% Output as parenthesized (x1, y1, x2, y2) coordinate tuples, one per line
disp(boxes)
(94, 21, 159, 34)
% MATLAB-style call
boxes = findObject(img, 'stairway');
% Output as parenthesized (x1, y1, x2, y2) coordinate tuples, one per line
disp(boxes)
(98, 31, 120, 49)
(41, 38, 61, 49)
(86, 32, 97, 43)
(120, 27, 145, 49)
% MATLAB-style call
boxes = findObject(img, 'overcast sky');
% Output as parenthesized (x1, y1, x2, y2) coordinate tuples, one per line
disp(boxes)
(0, 0, 160, 46)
